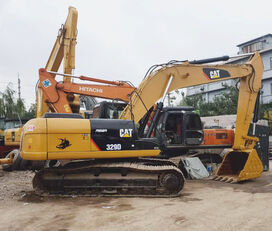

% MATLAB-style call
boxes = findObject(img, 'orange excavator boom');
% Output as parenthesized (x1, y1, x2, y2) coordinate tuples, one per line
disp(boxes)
(38, 68, 135, 114)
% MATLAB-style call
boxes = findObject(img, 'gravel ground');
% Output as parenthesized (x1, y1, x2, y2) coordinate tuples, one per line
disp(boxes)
(0, 163, 272, 231)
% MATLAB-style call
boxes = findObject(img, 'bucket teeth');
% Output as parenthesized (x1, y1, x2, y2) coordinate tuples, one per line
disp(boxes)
(212, 176, 238, 183)
(212, 176, 218, 180)
(225, 178, 234, 183)
(220, 177, 228, 182)
(230, 179, 238, 184)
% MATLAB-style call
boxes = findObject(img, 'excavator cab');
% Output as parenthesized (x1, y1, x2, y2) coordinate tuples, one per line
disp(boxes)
(150, 107, 203, 157)
(161, 111, 203, 146)
(92, 101, 127, 119)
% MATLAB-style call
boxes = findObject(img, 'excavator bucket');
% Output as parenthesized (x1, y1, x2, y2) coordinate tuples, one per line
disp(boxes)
(213, 149, 263, 183)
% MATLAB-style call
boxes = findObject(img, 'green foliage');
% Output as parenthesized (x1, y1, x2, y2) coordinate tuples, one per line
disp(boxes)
(1, 84, 16, 118)
(260, 103, 272, 118)
(0, 83, 35, 120)
(24, 103, 36, 120)
(180, 85, 239, 116)
(213, 86, 239, 115)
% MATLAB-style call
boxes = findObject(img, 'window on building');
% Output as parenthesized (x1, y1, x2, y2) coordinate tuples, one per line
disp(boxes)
(242, 42, 263, 54)
(270, 83, 272, 95)
(256, 42, 263, 50)
(270, 57, 272, 70)
(242, 46, 248, 53)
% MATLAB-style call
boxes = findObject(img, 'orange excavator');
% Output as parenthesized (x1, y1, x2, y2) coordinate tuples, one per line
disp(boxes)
(38, 69, 135, 114)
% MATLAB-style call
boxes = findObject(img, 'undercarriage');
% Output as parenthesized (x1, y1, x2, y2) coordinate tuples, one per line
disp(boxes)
(33, 158, 185, 197)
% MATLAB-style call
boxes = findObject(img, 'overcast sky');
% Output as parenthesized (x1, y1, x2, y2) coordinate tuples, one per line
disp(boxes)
(0, 0, 271, 108)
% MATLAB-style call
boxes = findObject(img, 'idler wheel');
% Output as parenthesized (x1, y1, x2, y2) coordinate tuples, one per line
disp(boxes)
(160, 173, 180, 192)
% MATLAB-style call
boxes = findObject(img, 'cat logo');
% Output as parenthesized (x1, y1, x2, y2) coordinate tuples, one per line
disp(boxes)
(120, 128, 133, 138)
(209, 70, 220, 79)
(203, 68, 230, 80)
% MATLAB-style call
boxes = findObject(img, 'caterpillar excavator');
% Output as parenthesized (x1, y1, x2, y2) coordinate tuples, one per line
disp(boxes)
(16, 52, 264, 196)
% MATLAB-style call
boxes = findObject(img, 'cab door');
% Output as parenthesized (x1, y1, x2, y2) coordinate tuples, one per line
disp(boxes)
(155, 111, 183, 145)
(182, 112, 203, 145)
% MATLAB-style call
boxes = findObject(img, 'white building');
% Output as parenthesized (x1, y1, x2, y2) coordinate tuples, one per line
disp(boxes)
(187, 34, 272, 104)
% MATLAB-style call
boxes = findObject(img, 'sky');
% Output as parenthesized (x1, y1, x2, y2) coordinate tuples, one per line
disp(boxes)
(0, 0, 271, 108)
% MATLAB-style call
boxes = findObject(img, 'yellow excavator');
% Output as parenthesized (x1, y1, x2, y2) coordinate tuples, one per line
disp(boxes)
(17, 52, 264, 196)
(0, 7, 79, 169)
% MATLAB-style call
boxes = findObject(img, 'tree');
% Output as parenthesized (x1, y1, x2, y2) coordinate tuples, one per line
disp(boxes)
(0, 83, 35, 120)
(179, 85, 239, 116)
(0, 96, 4, 118)
(212, 86, 239, 115)
(24, 103, 36, 120)
(15, 98, 26, 118)
(0, 83, 16, 119)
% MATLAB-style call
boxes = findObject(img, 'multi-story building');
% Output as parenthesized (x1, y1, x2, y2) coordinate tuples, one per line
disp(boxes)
(187, 34, 272, 104)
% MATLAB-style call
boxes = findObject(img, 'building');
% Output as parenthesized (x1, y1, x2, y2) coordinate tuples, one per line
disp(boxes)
(187, 34, 272, 104)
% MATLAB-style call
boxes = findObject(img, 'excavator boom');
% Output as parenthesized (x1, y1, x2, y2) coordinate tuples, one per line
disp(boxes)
(120, 53, 263, 125)
(120, 52, 264, 182)
(36, 6, 78, 118)
(38, 68, 135, 113)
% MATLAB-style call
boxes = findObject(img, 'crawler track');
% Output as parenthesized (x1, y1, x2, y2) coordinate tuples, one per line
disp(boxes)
(33, 159, 185, 197)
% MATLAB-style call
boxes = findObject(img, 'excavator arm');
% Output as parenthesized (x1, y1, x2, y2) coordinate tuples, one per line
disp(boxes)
(45, 6, 77, 76)
(36, 6, 78, 118)
(121, 52, 264, 182)
(38, 68, 135, 113)
(121, 53, 263, 123)
(121, 53, 263, 148)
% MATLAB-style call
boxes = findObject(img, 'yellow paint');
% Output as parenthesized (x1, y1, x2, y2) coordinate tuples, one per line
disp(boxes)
(20, 118, 48, 160)
(64, 104, 70, 112)
(46, 118, 90, 134)
(48, 134, 90, 153)
(215, 149, 263, 181)
(4, 127, 22, 146)
(47, 149, 160, 160)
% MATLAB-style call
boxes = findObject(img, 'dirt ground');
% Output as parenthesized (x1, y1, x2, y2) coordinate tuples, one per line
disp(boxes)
(0, 163, 272, 231)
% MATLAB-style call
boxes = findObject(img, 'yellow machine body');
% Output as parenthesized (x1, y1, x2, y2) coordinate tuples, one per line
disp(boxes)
(20, 118, 160, 161)
(0, 129, 3, 143)
(4, 127, 22, 146)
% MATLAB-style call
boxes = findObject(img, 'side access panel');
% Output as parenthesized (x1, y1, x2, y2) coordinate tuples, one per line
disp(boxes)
(47, 118, 91, 159)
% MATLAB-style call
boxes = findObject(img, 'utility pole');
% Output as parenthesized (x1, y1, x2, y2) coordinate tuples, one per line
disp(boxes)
(18, 73, 21, 100)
